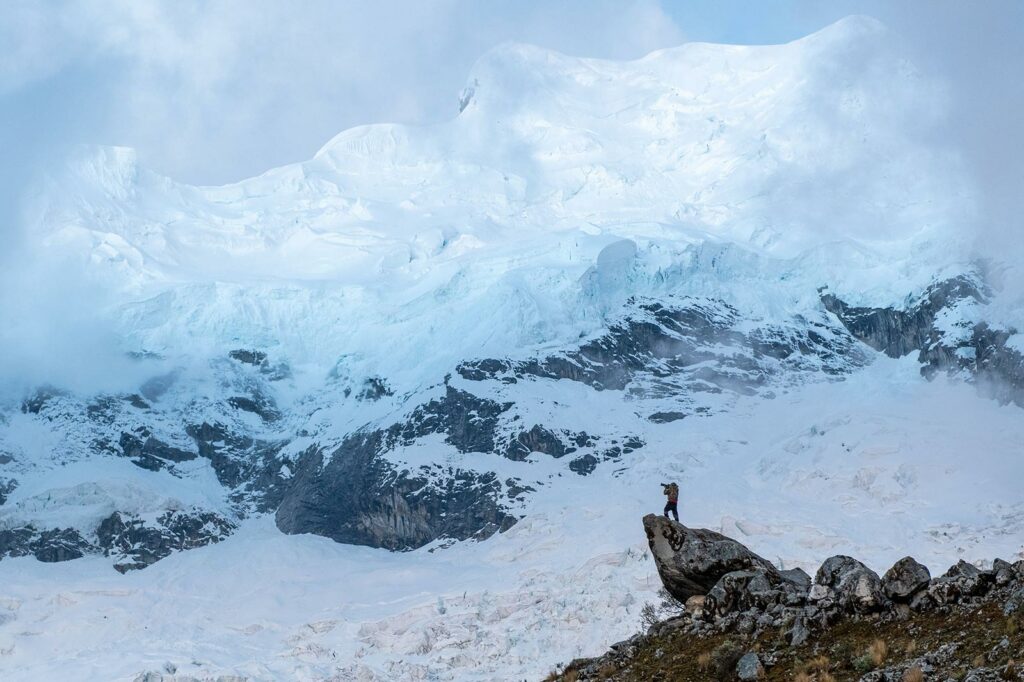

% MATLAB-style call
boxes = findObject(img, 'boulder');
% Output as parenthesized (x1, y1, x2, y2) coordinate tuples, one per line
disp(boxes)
(992, 558, 1016, 587)
(707, 567, 810, 616)
(929, 560, 991, 604)
(642, 514, 779, 602)
(815, 555, 887, 613)
(882, 556, 931, 601)
(736, 652, 764, 681)
(684, 595, 707, 618)
(1004, 587, 1024, 616)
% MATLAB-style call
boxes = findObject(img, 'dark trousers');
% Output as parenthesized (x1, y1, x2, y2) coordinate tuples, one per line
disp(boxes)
(664, 501, 678, 521)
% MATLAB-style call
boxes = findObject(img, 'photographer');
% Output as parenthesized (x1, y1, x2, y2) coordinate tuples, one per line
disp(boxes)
(661, 481, 679, 521)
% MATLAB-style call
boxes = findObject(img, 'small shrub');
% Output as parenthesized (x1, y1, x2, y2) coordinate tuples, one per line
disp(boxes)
(710, 641, 744, 682)
(564, 672, 579, 682)
(640, 602, 659, 629)
(853, 654, 876, 674)
(869, 639, 888, 667)
(596, 663, 616, 680)
(903, 666, 925, 682)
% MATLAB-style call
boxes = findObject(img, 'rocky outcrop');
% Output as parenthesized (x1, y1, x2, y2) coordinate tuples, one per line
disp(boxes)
(97, 510, 236, 573)
(0, 526, 93, 562)
(557, 519, 1024, 681)
(823, 275, 1024, 406)
(642, 515, 780, 602)
(642, 516, 1020, 642)
(460, 297, 867, 400)
(0, 509, 236, 571)
(275, 435, 518, 550)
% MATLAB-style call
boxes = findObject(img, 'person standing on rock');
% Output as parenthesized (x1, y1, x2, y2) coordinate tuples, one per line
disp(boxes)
(661, 482, 679, 521)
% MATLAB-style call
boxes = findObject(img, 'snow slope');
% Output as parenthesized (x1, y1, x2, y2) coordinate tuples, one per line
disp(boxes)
(2, 15, 1021, 682)
(2, 359, 1023, 681)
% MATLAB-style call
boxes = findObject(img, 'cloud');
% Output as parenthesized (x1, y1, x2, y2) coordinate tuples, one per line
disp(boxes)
(0, 0, 684, 186)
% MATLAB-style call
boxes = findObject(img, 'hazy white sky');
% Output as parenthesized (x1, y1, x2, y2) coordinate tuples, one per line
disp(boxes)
(0, 0, 1019, 188)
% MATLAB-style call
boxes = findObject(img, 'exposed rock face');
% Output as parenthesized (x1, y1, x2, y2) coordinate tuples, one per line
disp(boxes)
(882, 556, 932, 602)
(97, 510, 236, 573)
(460, 297, 867, 400)
(0, 510, 236, 570)
(823, 275, 1024, 406)
(0, 527, 93, 563)
(642, 515, 779, 602)
(275, 435, 517, 550)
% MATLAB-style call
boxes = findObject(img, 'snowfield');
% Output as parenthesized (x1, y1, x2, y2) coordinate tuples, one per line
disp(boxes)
(2, 15, 1022, 682)
(2, 359, 1023, 681)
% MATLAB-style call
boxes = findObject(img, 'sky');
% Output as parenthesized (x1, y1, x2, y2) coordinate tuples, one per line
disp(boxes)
(0, 0, 1022, 389)
(0, 0, 1020, 188)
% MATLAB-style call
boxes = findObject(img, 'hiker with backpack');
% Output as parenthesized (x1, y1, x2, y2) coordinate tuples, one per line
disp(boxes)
(661, 482, 679, 521)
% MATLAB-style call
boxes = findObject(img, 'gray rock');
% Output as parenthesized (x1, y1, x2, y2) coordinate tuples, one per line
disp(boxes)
(882, 556, 931, 601)
(707, 566, 809, 616)
(736, 652, 764, 681)
(642, 514, 780, 602)
(1004, 587, 1024, 616)
(97, 510, 235, 572)
(929, 560, 992, 604)
(815, 555, 887, 612)
(780, 567, 812, 590)
(788, 615, 811, 646)
(992, 558, 1016, 586)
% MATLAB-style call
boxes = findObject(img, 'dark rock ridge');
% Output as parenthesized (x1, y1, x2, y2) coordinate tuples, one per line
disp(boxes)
(0, 509, 234, 570)
(823, 275, 1024, 406)
(97, 510, 236, 573)
(459, 296, 868, 403)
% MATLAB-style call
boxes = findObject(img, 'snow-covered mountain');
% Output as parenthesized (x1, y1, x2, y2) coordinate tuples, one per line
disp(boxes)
(2, 16, 1023, 681)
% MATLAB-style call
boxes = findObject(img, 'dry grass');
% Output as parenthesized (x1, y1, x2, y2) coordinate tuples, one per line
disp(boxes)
(903, 666, 925, 682)
(794, 673, 813, 682)
(596, 663, 617, 680)
(696, 651, 712, 671)
(797, 655, 831, 675)
(868, 639, 888, 667)
(904, 639, 918, 656)
(819, 673, 837, 682)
